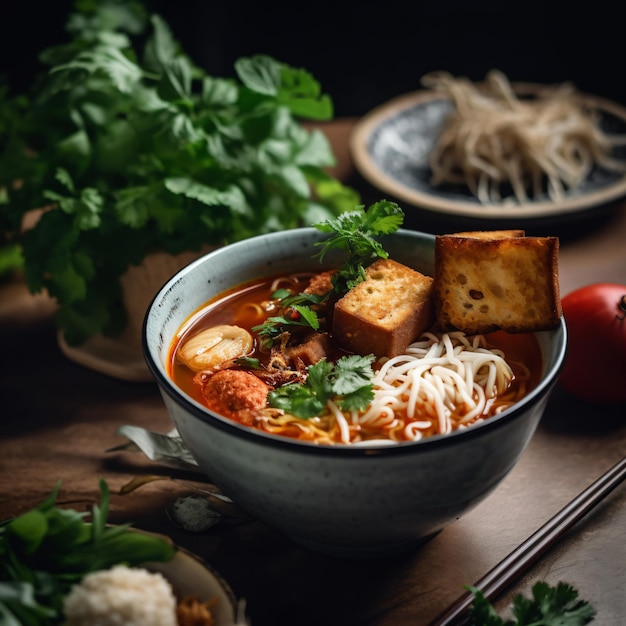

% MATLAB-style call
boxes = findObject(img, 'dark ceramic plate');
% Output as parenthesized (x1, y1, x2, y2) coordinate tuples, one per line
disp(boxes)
(350, 85, 626, 223)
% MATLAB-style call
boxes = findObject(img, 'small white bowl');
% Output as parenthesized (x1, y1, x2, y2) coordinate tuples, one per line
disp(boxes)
(144, 228, 566, 558)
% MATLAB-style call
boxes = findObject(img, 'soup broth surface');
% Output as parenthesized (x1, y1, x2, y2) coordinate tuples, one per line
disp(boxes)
(169, 273, 542, 445)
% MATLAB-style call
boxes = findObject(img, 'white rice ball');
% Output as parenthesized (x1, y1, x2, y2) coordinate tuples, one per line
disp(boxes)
(63, 564, 178, 626)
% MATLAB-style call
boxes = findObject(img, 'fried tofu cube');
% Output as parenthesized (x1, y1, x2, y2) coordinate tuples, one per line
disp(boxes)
(434, 232, 561, 334)
(332, 259, 434, 358)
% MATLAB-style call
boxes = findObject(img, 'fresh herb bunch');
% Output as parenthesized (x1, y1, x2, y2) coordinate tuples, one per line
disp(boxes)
(269, 354, 376, 417)
(314, 198, 404, 295)
(0, 479, 175, 625)
(0, 0, 358, 344)
(467, 581, 596, 625)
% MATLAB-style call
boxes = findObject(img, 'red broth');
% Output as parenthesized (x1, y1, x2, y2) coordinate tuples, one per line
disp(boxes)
(168, 273, 543, 444)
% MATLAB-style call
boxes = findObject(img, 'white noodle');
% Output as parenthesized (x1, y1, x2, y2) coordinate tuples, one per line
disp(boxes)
(265, 331, 519, 444)
(327, 399, 351, 444)
(269, 273, 315, 292)
(352, 332, 515, 440)
(423, 69, 626, 204)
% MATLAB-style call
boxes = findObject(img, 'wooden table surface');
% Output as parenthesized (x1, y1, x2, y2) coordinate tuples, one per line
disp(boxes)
(1, 119, 625, 626)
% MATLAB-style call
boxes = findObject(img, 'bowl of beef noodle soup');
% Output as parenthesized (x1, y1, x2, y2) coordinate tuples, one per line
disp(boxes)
(143, 223, 566, 558)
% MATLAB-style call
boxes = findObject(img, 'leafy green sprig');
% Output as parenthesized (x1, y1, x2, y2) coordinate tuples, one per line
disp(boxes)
(467, 581, 596, 625)
(268, 354, 375, 418)
(0, 479, 175, 626)
(252, 289, 327, 349)
(314, 199, 405, 295)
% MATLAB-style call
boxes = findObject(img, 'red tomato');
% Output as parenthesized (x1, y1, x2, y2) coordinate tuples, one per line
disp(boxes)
(559, 283, 626, 403)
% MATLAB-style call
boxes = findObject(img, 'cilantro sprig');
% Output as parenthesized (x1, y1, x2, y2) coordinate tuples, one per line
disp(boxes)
(0, 0, 359, 345)
(268, 354, 375, 418)
(0, 479, 175, 625)
(314, 199, 404, 295)
(252, 291, 326, 349)
(467, 581, 596, 625)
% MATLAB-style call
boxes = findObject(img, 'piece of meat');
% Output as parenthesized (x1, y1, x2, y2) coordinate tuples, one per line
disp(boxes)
(201, 369, 270, 419)
(303, 270, 335, 297)
(285, 331, 332, 366)
(303, 270, 337, 321)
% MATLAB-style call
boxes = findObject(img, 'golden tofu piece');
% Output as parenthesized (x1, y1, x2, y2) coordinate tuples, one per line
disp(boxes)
(333, 258, 434, 358)
(434, 232, 561, 334)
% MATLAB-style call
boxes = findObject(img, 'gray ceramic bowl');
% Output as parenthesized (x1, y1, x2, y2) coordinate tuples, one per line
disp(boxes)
(143, 228, 567, 558)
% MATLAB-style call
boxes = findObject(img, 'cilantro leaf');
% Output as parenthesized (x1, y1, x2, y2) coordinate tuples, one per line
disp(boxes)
(331, 354, 376, 410)
(270, 288, 292, 300)
(235, 55, 333, 120)
(252, 291, 325, 349)
(512, 581, 596, 625)
(49, 46, 148, 94)
(292, 305, 320, 331)
(268, 383, 326, 419)
(268, 359, 332, 418)
(467, 581, 596, 626)
(252, 308, 320, 349)
(306, 358, 335, 400)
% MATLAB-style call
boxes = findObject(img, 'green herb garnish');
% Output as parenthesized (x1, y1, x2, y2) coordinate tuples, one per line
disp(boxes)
(467, 581, 596, 625)
(314, 199, 404, 295)
(252, 291, 326, 349)
(0, 479, 175, 625)
(0, 242, 23, 279)
(268, 354, 375, 418)
(235, 355, 261, 369)
(0, 0, 359, 345)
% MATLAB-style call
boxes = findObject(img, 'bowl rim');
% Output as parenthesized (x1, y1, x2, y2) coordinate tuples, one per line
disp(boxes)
(143, 228, 567, 458)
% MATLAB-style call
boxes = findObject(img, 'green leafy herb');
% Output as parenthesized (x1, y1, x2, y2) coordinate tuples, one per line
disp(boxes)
(0, 479, 175, 625)
(314, 199, 404, 295)
(0, 0, 359, 345)
(235, 355, 261, 369)
(0, 242, 23, 279)
(269, 354, 375, 418)
(252, 291, 326, 349)
(467, 581, 596, 626)
(270, 287, 293, 301)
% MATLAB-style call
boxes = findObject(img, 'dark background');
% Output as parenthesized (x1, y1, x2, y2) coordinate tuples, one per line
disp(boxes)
(1, 1, 625, 117)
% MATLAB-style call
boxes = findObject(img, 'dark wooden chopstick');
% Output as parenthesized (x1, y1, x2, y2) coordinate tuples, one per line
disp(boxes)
(429, 455, 626, 626)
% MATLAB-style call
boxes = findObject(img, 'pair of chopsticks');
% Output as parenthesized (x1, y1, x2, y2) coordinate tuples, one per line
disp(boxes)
(429, 455, 626, 625)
